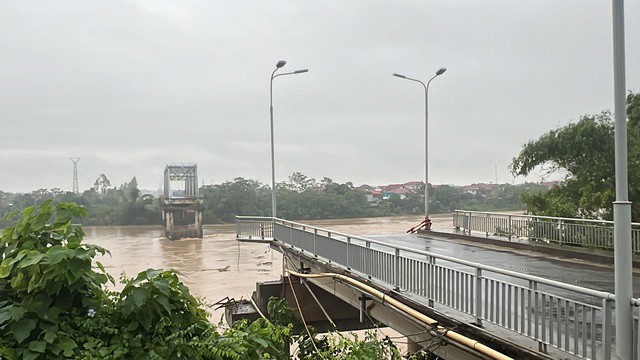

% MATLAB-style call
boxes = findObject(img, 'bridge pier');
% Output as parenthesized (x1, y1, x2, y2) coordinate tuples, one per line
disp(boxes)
(161, 164, 203, 240)
(162, 198, 203, 240)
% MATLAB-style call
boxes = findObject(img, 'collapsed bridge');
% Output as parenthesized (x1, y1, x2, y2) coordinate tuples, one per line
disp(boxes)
(161, 163, 203, 240)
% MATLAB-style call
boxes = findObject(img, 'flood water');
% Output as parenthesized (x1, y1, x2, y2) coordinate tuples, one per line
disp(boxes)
(86, 212, 636, 324)
(85, 214, 452, 319)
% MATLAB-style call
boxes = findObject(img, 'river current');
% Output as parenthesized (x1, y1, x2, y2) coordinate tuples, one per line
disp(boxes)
(84, 214, 452, 319)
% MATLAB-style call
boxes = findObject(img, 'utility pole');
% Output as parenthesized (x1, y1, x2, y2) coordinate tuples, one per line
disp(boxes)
(70, 157, 80, 194)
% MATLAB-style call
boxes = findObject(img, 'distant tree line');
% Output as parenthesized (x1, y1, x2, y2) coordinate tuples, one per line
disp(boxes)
(0, 177, 161, 228)
(0, 173, 544, 227)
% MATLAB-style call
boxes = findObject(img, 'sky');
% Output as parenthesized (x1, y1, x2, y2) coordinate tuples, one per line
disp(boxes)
(1, 1, 639, 194)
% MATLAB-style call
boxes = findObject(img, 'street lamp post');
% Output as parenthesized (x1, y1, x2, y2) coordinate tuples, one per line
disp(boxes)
(393, 68, 446, 230)
(270, 60, 309, 218)
(611, 0, 633, 359)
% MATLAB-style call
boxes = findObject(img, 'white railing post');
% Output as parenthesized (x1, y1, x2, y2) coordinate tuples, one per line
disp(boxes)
(486, 213, 490, 237)
(558, 219, 564, 246)
(475, 267, 483, 326)
(602, 298, 613, 360)
(428, 256, 436, 307)
(527, 280, 535, 337)
(365, 241, 370, 275)
(394, 248, 401, 290)
(453, 211, 457, 229)
(313, 229, 317, 257)
(346, 236, 351, 269)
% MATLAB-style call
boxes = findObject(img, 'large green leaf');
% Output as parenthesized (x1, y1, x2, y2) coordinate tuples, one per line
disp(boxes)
(11, 271, 27, 291)
(152, 278, 172, 296)
(0, 264, 12, 279)
(10, 318, 36, 344)
(156, 295, 171, 314)
(66, 234, 81, 249)
(138, 309, 152, 331)
(27, 274, 45, 293)
(44, 331, 57, 344)
(28, 340, 46, 353)
(17, 253, 45, 269)
(58, 337, 77, 357)
(9, 305, 26, 321)
(0, 306, 12, 325)
(21, 349, 39, 360)
(132, 287, 148, 307)
(145, 268, 163, 279)
(45, 246, 69, 265)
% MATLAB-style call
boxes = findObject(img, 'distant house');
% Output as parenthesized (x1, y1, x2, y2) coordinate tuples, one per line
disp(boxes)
(403, 181, 423, 192)
(355, 184, 375, 192)
(462, 183, 498, 195)
(383, 186, 411, 200)
(365, 190, 383, 203)
(356, 184, 383, 203)
(380, 184, 404, 192)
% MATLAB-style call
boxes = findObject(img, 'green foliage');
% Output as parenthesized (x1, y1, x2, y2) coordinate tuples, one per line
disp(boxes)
(296, 331, 403, 360)
(0, 202, 290, 359)
(2, 202, 426, 359)
(0, 200, 111, 359)
(0, 178, 161, 228)
(200, 178, 271, 223)
(511, 92, 640, 220)
(1, 174, 539, 228)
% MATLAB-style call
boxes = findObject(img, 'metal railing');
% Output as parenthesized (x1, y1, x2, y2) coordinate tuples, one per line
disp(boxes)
(236, 216, 622, 359)
(453, 210, 640, 254)
(235, 216, 274, 240)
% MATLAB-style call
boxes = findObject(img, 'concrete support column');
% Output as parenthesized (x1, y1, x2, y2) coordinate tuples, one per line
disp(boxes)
(195, 210, 203, 237)
(166, 212, 173, 232)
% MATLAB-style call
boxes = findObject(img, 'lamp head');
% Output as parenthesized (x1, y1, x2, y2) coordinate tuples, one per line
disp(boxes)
(436, 67, 447, 76)
(393, 73, 406, 79)
(276, 60, 286, 68)
(294, 69, 309, 74)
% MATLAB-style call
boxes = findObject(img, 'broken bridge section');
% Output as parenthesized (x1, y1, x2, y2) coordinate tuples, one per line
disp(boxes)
(161, 163, 203, 240)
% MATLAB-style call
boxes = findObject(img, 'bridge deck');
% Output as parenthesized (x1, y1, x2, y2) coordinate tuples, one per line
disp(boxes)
(388, 232, 640, 297)
(236, 216, 640, 359)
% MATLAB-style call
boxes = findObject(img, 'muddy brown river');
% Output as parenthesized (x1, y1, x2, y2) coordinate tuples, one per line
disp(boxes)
(85, 214, 452, 320)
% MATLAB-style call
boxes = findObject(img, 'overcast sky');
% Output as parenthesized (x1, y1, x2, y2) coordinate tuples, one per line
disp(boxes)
(1, 1, 639, 193)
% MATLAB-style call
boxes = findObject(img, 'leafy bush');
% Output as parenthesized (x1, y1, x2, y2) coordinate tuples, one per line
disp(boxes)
(0, 201, 428, 359)
(0, 201, 290, 359)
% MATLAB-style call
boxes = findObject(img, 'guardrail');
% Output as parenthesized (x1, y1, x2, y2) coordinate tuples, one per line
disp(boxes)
(236, 216, 622, 359)
(453, 210, 640, 254)
(235, 216, 274, 240)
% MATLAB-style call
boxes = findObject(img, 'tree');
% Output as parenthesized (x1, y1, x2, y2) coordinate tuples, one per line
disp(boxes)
(93, 174, 111, 195)
(200, 177, 271, 223)
(510, 92, 640, 220)
(286, 172, 317, 192)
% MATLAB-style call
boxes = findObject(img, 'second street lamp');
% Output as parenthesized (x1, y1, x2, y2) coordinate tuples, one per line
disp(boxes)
(270, 60, 309, 218)
(393, 67, 446, 230)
